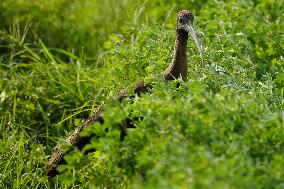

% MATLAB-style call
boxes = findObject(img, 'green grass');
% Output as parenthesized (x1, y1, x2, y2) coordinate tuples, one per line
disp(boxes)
(0, 0, 283, 188)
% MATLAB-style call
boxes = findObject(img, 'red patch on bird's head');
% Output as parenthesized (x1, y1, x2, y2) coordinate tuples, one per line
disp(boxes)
(177, 9, 194, 21)
(178, 9, 192, 15)
(179, 9, 190, 14)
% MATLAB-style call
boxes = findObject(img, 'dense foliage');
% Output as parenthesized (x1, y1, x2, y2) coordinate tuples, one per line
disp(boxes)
(0, 0, 283, 188)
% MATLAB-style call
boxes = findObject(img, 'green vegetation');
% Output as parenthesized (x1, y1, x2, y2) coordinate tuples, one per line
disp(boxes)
(0, 0, 283, 188)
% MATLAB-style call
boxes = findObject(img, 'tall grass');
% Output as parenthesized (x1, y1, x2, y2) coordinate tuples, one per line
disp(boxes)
(0, 0, 209, 60)
(0, 0, 283, 188)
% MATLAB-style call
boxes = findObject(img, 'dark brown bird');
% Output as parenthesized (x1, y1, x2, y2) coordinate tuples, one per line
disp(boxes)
(163, 9, 204, 80)
(47, 9, 204, 177)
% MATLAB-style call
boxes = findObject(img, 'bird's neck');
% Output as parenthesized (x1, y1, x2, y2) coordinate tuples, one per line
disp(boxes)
(163, 29, 188, 81)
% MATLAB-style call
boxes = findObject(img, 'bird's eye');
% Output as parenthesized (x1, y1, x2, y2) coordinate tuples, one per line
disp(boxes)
(180, 19, 185, 23)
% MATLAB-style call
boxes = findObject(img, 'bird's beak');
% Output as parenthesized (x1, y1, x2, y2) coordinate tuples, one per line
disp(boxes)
(185, 23, 204, 65)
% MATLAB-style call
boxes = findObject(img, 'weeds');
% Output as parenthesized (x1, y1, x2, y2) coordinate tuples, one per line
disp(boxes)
(0, 0, 283, 188)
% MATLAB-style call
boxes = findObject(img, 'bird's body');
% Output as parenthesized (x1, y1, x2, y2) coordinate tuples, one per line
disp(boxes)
(47, 9, 204, 177)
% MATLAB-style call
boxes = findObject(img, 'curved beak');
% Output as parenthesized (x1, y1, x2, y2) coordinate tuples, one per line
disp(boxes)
(185, 23, 204, 66)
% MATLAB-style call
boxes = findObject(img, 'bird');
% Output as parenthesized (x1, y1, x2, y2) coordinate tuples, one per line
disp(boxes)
(47, 9, 204, 177)
(163, 9, 204, 80)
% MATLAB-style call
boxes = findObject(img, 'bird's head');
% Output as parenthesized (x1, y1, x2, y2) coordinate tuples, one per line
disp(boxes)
(177, 9, 204, 65)
(177, 10, 194, 31)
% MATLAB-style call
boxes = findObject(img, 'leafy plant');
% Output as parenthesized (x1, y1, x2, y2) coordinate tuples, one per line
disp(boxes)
(0, 0, 283, 188)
